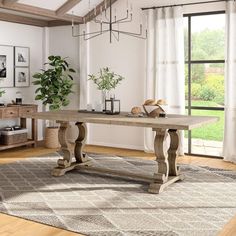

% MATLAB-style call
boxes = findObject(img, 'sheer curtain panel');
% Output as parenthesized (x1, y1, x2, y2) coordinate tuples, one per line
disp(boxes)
(144, 7, 185, 154)
(223, 1, 236, 163)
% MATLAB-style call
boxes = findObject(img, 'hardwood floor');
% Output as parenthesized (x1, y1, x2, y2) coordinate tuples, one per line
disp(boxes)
(0, 145, 235, 236)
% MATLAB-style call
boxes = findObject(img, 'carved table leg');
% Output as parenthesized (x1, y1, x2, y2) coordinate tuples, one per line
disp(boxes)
(149, 129, 169, 193)
(51, 122, 74, 176)
(74, 122, 89, 163)
(148, 128, 184, 194)
(51, 122, 92, 177)
(168, 129, 184, 181)
(168, 129, 179, 176)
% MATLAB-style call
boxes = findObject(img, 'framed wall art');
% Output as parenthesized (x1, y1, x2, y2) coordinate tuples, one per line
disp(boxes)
(15, 46, 29, 67)
(15, 67, 29, 87)
(0, 45, 14, 88)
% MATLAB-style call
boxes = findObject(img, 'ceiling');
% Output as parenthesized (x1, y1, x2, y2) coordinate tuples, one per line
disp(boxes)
(0, 0, 224, 27)
(18, 0, 68, 10)
(0, 0, 112, 27)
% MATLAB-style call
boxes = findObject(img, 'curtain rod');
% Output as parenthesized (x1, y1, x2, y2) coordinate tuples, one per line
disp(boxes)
(141, 0, 228, 11)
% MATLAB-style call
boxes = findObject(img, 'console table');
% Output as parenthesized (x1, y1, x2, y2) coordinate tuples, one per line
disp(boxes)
(0, 104, 37, 150)
(24, 110, 218, 194)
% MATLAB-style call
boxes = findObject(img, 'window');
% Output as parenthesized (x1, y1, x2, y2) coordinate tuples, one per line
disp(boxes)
(184, 12, 225, 158)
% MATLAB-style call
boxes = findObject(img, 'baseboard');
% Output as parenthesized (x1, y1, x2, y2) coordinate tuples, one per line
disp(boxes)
(36, 140, 45, 147)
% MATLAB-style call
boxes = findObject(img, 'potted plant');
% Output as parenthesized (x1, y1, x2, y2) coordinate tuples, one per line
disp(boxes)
(33, 55, 75, 148)
(0, 89, 5, 106)
(88, 67, 124, 109)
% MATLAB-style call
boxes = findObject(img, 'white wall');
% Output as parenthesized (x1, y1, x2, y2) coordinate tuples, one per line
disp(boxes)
(81, 0, 226, 150)
(0, 21, 44, 140)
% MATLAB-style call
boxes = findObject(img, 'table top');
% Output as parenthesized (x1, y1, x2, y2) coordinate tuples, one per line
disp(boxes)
(0, 104, 37, 109)
(23, 110, 219, 130)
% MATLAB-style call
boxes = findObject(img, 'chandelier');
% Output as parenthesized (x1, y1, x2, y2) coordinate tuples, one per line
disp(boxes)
(72, 0, 147, 43)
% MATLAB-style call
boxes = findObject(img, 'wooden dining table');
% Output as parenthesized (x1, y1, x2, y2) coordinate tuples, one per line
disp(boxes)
(23, 110, 218, 194)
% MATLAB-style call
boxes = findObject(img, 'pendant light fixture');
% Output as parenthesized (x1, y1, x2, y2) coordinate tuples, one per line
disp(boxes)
(72, 0, 147, 43)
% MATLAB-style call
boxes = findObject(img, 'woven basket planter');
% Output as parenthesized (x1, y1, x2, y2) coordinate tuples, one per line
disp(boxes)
(0, 129, 28, 145)
(45, 127, 60, 149)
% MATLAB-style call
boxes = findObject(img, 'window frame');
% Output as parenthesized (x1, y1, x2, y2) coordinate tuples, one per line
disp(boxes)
(184, 11, 225, 159)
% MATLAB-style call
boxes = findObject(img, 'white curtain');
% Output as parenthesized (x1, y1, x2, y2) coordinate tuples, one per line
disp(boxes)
(223, 1, 236, 163)
(144, 7, 185, 154)
(79, 24, 90, 110)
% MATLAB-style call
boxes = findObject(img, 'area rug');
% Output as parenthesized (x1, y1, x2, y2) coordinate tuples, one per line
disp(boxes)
(0, 153, 236, 236)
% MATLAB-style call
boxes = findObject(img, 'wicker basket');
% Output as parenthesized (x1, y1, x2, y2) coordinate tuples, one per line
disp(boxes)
(0, 129, 28, 145)
(45, 127, 60, 149)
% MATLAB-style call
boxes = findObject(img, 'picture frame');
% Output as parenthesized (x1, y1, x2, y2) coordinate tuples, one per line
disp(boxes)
(0, 45, 14, 88)
(15, 67, 30, 87)
(14, 46, 29, 67)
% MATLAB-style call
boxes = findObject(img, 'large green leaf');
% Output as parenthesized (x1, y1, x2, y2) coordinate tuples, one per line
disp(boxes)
(64, 60, 69, 67)
(32, 80, 41, 85)
(35, 94, 43, 100)
(35, 87, 41, 93)
(68, 75, 74, 80)
(32, 73, 42, 79)
(48, 55, 55, 61)
(69, 68, 76, 73)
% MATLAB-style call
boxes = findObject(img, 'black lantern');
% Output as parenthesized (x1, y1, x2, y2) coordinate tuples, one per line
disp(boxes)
(105, 98, 120, 115)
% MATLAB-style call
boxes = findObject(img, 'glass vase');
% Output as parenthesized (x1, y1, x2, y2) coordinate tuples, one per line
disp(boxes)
(101, 90, 110, 111)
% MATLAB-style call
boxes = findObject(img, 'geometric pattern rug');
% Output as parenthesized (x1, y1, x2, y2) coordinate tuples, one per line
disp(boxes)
(0, 153, 236, 236)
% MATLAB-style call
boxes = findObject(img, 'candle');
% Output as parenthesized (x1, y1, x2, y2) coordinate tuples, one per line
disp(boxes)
(127, 0, 129, 10)
(105, 0, 107, 9)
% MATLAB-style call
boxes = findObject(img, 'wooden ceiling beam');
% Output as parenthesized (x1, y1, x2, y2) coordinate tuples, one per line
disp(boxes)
(56, 0, 82, 16)
(3, 0, 19, 6)
(0, 2, 83, 23)
(0, 11, 48, 27)
(48, 20, 72, 27)
(83, 0, 118, 23)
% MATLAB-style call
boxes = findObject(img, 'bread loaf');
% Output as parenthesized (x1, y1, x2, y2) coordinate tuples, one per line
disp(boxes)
(131, 106, 142, 115)
(143, 99, 167, 106)
(156, 99, 166, 105)
(143, 99, 157, 106)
